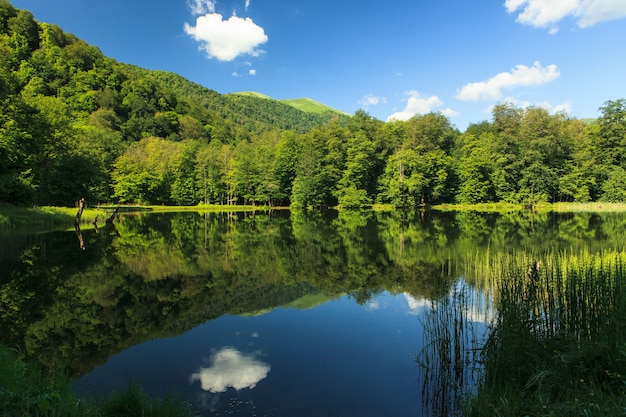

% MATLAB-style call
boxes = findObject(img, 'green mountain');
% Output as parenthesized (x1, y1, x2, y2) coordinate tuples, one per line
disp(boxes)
(232, 92, 348, 115)
(0, 1, 351, 205)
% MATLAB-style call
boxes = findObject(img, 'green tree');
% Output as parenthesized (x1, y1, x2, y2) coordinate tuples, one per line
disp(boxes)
(600, 166, 626, 202)
(171, 141, 199, 205)
(456, 133, 497, 204)
(112, 137, 180, 204)
(272, 131, 301, 205)
(336, 131, 375, 208)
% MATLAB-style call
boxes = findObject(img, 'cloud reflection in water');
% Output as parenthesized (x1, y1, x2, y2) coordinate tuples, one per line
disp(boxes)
(190, 347, 270, 393)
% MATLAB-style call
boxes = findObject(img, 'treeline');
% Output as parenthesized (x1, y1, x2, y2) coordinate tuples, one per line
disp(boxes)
(1, 1, 626, 208)
(0, 1, 345, 206)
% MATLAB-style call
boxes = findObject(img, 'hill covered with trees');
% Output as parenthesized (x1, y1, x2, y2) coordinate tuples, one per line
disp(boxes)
(1, 0, 625, 208)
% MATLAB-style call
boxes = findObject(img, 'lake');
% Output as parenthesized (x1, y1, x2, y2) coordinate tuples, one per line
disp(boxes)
(1, 209, 625, 416)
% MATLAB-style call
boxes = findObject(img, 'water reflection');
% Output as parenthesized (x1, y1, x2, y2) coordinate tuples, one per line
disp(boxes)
(2, 210, 626, 415)
(404, 293, 429, 315)
(190, 347, 270, 393)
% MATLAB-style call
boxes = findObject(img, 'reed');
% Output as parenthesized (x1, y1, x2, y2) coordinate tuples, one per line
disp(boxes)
(417, 279, 489, 417)
(469, 250, 626, 416)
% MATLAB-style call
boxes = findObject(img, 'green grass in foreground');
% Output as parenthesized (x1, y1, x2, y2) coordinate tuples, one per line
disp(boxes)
(0, 346, 193, 417)
(467, 252, 626, 416)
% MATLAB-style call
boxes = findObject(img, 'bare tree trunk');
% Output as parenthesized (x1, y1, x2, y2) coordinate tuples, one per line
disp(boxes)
(75, 198, 86, 226)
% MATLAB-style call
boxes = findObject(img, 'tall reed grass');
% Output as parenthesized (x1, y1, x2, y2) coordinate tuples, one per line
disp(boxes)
(417, 279, 490, 417)
(418, 250, 626, 416)
(471, 250, 626, 416)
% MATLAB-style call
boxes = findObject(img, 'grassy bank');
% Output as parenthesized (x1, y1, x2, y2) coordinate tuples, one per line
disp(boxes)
(0, 345, 193, 417)
(470, 251, 626, 416)
(0, 204, 278, 228)
(433, 201, 626, 213)
(418, 250, 626, 416)
(0, 206, 100, 228)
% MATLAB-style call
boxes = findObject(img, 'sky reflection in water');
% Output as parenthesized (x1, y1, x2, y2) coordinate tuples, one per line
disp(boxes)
(75, 291, 435, 416)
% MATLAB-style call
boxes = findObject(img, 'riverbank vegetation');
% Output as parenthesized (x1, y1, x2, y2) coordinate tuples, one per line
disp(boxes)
(471, 251, 626, 416)
(420, 250, 626, 416)
(0, 345, 193, 417)
(0, 206, 98, 227)
(2, 1, 626, 210)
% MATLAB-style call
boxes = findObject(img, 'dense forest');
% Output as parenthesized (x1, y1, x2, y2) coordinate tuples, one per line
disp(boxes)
(1, 1, 626, 208)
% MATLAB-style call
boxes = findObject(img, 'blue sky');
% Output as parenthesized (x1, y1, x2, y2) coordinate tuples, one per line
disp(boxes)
(9, 0, 626, 130)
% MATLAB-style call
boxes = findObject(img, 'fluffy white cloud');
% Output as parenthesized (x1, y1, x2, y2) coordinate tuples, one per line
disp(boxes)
(184, 13, 268, 61)
(505, 0, 626, 30)
(387, 91, 448, 121)
(190, 348, 270, 393)
(456, 62, 560, 102)
(248, 69, 257, 76)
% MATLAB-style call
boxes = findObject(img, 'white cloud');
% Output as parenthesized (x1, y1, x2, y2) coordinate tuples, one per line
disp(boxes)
(245, 0, 251, 11)
(441, 108, 459, 117)
(456, 62, 560, 102)
(404, 293, 429, 316)
(249, 69, 257, 76)
(387, 90, 447, 121)
(505, 0, 626, 30)
(535, 100, 572, 114)
(184, 13, 268, 62)
(485, 98, 573, 117)
(366, 299, 381, 312)
(358, 93, 387, 109)
(188, 0, 216, 15)
(190, 348, 270, 393)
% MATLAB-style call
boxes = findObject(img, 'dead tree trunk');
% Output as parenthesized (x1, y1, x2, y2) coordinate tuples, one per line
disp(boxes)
(75, 198, 86, 226)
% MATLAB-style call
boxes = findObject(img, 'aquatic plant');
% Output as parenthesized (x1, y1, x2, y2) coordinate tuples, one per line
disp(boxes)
(469, 250, 626, 416)
(417, 279, 489, 417)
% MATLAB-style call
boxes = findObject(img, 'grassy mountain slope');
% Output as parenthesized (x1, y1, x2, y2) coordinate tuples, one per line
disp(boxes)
(233, 92, 348, 115)
(280, 97, 349, 115)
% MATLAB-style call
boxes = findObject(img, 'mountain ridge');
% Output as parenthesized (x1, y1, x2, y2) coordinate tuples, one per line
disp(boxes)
(230, 91, 348, 115)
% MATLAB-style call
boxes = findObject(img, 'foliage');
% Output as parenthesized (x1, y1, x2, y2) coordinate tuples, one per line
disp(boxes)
(2, 2, 626, 208)
(467, 251, 626, 417)
(0, 345, 192, 417)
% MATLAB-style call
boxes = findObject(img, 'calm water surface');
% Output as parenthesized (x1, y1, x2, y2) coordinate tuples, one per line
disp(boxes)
(2, 209, 625, 416)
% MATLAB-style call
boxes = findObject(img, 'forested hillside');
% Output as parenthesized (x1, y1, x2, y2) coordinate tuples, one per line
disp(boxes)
(1, 1, 625, 208)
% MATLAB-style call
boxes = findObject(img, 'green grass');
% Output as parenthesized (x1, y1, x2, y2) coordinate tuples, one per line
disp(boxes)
(232, 91, 271, 99)
(0, 346, 194, 417)
(278, 97, 347, 114)
(418, 250, 626, 416)
(231, 91, 347, 114)
(433, 201, 626, 213)
(548, 202, 626, 212)
(0, 206, 100, 228)
(0, 204, 281, 228)
(432, 202, 525, 212)
(467, 251, 626, 416)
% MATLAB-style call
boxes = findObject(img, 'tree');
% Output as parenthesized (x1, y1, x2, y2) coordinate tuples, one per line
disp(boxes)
(272, 131, 301, 205)
(595, 99, 626, 168)
(600, 166, 626, 202)
(112, 137, 180, 204)
(456, 133, 497, 204)
(336, 131, 375, 208)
